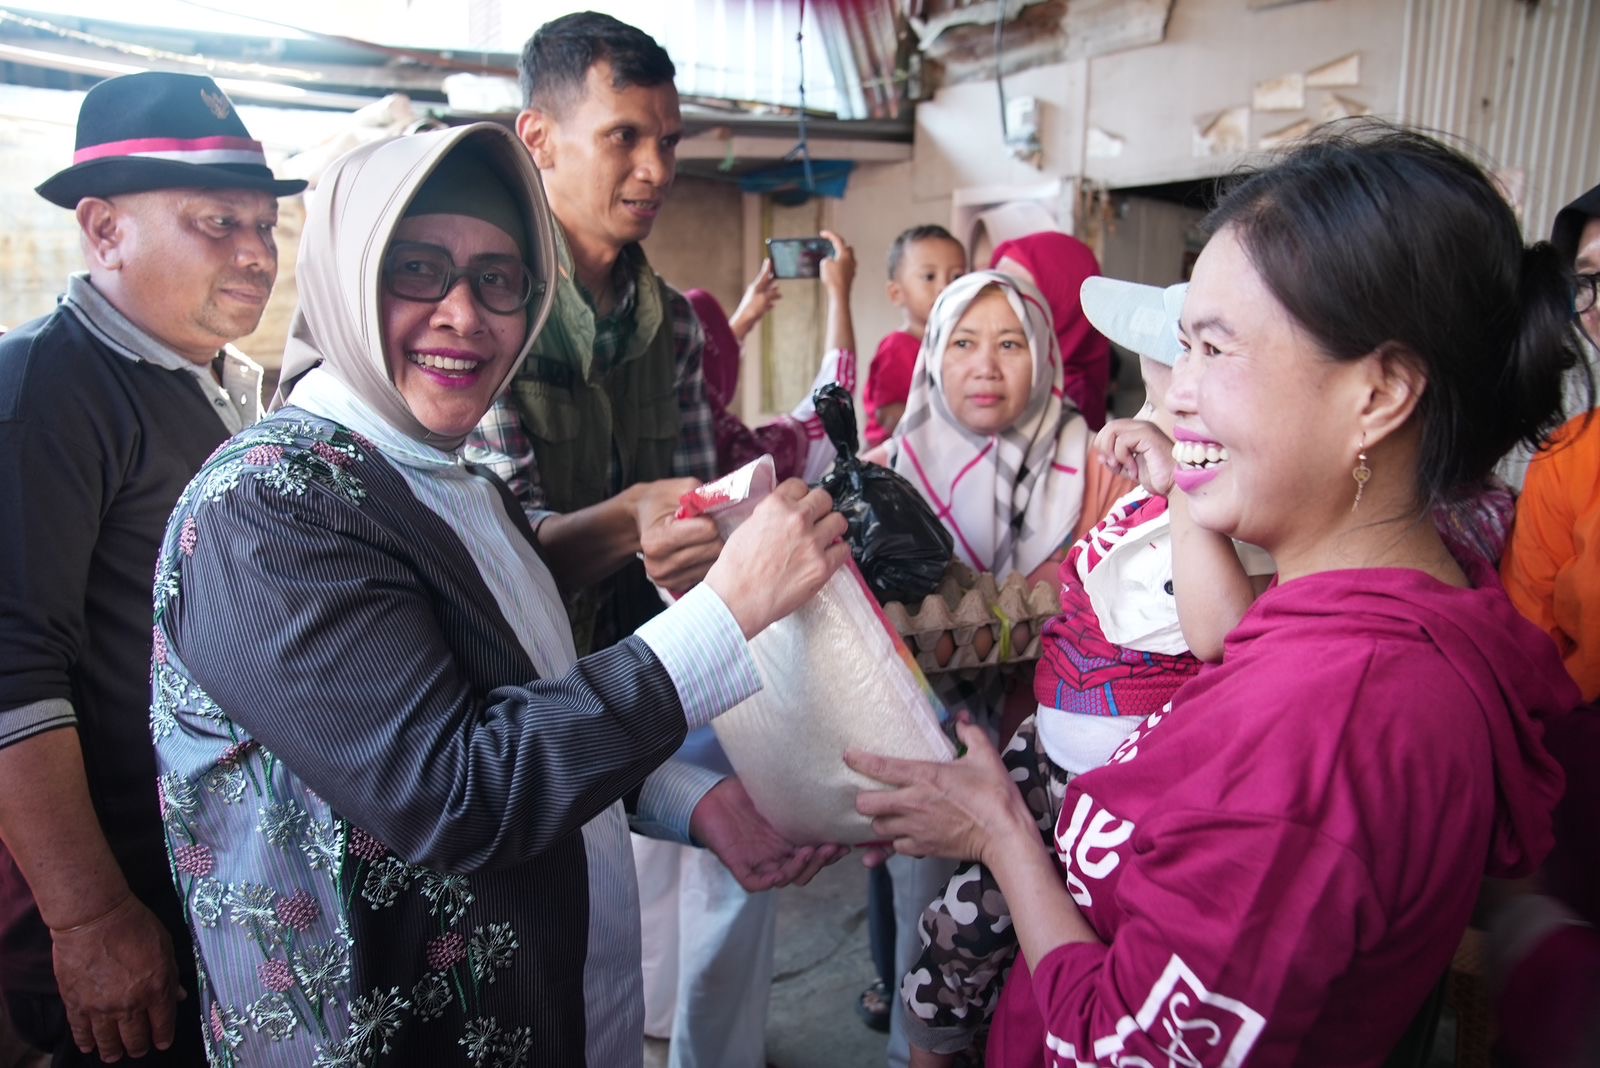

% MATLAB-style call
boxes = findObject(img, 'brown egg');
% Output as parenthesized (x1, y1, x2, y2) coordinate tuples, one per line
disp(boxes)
(934, 632, 956, 668)
(1010, 622, 1032, 657)
(973, 625, 994, 660)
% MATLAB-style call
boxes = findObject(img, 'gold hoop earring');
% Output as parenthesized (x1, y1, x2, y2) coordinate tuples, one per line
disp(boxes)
(1351, 440, 1371, 512)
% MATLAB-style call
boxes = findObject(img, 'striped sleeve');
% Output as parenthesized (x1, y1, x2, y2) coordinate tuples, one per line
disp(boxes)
(635, 582, 761, 732)
(632, 756, 727, 844)
(0, 697, 76, 749)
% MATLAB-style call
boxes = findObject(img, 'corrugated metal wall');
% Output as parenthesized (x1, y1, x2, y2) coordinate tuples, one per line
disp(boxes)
(1399, 0, 1600, 237)
(619, 0, 848, 116)
(557, 0, 906, 119)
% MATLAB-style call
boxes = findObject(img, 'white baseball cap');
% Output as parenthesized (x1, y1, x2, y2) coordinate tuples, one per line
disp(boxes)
(1079, 277, 1188, 367)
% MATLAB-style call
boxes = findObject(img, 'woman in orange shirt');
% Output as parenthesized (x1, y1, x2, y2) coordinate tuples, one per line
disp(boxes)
(1502, 182, 1600, 700)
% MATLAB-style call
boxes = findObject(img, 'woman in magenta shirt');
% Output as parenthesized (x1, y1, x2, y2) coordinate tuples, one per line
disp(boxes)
(850, 123, 1592, 1067)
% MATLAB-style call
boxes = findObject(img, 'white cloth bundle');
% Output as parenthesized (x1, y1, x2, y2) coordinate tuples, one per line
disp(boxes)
(680, 458, 955, 843)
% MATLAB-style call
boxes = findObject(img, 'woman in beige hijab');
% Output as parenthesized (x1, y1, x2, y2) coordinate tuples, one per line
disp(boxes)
(147, 123, 845, 1067)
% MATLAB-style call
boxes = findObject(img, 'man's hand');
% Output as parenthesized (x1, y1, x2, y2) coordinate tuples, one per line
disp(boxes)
(729, 259, 781, 343)
(704, 479, 849, 639)
(690, 778, 847, 891)
(633, 478, 725, 592)
(1094, 417, 1177, 497)
(52, 895, 185, 1063)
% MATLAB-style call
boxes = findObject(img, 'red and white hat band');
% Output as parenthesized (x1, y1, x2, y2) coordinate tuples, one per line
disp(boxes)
(73, 135, 268, 168)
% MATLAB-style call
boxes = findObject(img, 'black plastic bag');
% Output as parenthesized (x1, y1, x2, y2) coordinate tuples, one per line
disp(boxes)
(813, 383, 954, 604)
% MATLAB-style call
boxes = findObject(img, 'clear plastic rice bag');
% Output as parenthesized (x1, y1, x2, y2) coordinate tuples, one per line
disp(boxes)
(675, 458, 954, 843)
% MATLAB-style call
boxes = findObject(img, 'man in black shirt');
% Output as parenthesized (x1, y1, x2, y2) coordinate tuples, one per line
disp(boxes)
(0, 72, 303, 1065)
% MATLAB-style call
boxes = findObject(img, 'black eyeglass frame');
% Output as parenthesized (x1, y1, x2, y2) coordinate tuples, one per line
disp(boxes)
(1574, 271, 1600, 316)
(381, 241, 545, 316)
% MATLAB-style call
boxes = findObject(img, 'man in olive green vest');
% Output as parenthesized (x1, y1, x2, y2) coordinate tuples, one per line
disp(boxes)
(469, 11, 724, 656)
(466, 15, 836, 1067)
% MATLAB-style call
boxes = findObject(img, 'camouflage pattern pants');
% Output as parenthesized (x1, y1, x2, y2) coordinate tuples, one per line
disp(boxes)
(899, 715, 1075, 1056)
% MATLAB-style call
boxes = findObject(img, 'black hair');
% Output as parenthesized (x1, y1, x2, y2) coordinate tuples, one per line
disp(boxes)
(518, 11, 675, 114)
(1205, 120, 1595, 509)
(887, 224, 961, 280)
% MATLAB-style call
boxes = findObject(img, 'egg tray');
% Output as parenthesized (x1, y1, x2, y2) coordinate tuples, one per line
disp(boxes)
(880, 562, 1059, 675)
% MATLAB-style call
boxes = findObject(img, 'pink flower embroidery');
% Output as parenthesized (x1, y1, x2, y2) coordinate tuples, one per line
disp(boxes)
(274, 890, 320, 933)
(425, 931, 467, 972)
(243, 444, 284, 467)
(174, 844, 214, 878)
(152, 627, 168, 666)
(210, 1001, 224, 1041)
(348, 431, 376, 452)
(216, 739, 257, 768)
(257, 958, 295, 993)
(178, 517, 198, 557)
(311, 441, 352, 469)
(348, 827, 387, 862)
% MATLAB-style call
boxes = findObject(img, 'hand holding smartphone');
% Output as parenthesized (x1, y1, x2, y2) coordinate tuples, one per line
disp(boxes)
(766, 236, 836, 280)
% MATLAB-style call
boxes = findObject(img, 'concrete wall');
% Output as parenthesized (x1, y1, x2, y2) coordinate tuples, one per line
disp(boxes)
(1084, 0, 1407, 187)
(898, 0, 1411, 203)
(912, 59, 1090, 199)
(642, 174, 747, 319)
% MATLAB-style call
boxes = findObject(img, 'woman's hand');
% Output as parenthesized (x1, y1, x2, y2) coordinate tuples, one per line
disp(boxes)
(846, 720, 1035, 866)
(1094, 418, 1176, 496)
(820, 230, 857, 296)
(705, 479, 850, 639)
(729, 259, 781, 342)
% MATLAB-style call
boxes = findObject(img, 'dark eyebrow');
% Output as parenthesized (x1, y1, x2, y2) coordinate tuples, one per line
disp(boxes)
(388, 240, 450, 257)
(387, 241, 521, 265)
(1180, 315, 1236, 339)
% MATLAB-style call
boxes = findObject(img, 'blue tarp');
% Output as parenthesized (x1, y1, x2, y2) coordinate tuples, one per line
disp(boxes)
(738, 159, 855, 201)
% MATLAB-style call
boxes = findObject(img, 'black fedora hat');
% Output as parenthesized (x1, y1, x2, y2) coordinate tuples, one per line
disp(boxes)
(36, 71, 307, 208)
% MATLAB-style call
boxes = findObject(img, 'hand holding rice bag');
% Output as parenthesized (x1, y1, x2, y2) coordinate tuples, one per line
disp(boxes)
(677, 457, 955, 843)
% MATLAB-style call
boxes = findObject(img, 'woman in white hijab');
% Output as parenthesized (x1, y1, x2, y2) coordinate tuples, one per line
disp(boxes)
(148, 124, 845, 1067)
(873, 270, 1107, 1068)
(887, 270, 1093, 582)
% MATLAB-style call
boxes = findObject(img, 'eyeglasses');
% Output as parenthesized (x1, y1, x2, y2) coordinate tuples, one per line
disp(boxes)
(1575, 272, 1600, 316)
(382, 242, 542, 315)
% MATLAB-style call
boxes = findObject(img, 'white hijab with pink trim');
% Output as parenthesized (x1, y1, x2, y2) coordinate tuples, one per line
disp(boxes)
(887, 270, 1089, 576)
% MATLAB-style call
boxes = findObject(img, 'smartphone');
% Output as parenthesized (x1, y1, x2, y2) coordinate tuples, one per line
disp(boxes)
(766, 236, 835, 279)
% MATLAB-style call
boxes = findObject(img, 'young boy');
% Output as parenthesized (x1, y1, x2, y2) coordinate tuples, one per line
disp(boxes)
(863, 224, 967, 446)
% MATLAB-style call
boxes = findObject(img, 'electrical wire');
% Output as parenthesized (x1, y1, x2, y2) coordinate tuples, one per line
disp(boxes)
(995, 0, 1010, 146)
(792, 0, 815, 193)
